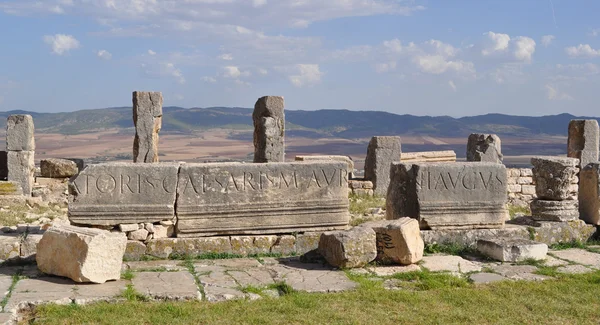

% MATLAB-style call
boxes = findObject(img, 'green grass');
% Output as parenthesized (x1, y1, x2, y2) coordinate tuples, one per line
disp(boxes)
(508, 204, 531, 218)
(120, 285, 149, 302)
(424, 242, 478, 257)
(348, 193, 385, 216)
(121, 269, 135, 281)
(27, 271, 600, 324)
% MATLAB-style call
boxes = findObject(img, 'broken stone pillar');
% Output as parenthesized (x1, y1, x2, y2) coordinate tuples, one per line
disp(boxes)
(477, 238, 547, 262)
(318, 226, 377, 268)
(360, 218, 424, 265)
(133, 91, 163, 163)
(364, 136, 401, 196)
(36, 225, 127, 283)
(466, 133, 503, 163)
(6, 115, 35, 196)
(579, 163, 600, 225)
(40, 158, 79, 178)
(530, 157, 579, 221)
(253, 96, 285, 163)
(567, 120, 599, 169)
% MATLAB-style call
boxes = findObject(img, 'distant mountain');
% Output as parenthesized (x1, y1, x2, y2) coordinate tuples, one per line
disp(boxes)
(0, 107, 594, 138)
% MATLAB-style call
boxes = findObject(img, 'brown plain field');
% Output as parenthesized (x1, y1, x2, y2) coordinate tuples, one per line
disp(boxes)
(0, 129, 568, 169)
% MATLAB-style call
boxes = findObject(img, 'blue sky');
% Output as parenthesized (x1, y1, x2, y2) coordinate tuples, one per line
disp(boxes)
(0, 0, 599, 117)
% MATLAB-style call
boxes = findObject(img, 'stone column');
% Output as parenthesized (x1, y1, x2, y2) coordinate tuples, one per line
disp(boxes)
(364, 136, 401, 196)
(6, 115, 35, 196)
(253, 96, 285, 163)
(529, 157, 579, 221)
(466, 133, 503, 163)
(567, 119, 599, 169)
(133, 91, 163, 163)
(579, 163, 600, 225)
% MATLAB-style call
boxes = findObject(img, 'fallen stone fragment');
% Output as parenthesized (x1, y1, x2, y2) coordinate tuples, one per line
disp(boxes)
(36, 225, 127, 283)
(466, 133, 503, 163)
(477, 238, 548, 262)
(360, 218, 424, 265)
(318, 227, 377, 268)
(40, 158, 79, 178)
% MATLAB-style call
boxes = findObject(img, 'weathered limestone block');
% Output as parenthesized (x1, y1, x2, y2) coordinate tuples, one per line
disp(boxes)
(530, 199, 579, 221)
(133, 91, 163, 163)
(7, 151, 34, 196)
(253, 96, 285, 163)
(568, 119, 599, 169)
(21, 234, 43, 259)
(361, 218, 424, 265)
(531, 157, 579, 200)
(128, 229, 149, 241)
(318, 227, 377, 268)
(175, 161, 349, 236)
(6, 114, 35, 151)
(386, 162, 508, 229)
(145, 237, 232, 259)
(295, 232, 322, 254)
(271, 235, 296, 255)
(295, 155, 354, 178)
(0, 234, 21, 260)
(36, 225, 127, 283)
(364, 136, 401, 196)
(40, 158, 79, 178)
(124, 240, 147, 261)
(508, 216, 597, 245)
(477, 238, 548, 262)
(400, 150, 456, 163)
(580, 163, 600, 225)
(421, 226, 530, 248)
(466, 134, 502, 163)
(68, 162, 179, 225)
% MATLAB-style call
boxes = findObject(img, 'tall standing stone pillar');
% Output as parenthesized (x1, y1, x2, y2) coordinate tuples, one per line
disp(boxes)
(466, 133, 503, 163)
(6, 115, 35, 196)
(364, 136, 401, 196)
(567, 119, 599, 170)
(133, 91, 163, 163)
(253, 96, 285, 163)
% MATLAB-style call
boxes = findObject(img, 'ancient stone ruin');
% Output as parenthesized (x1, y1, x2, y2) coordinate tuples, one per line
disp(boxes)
(133, 91, 163, 163)
(466, 133, 503, 163)
(364, 136, 401, 196)
(253, 96, 285, 163)
(529, 157, 579, 221)
(6, 115, 35, 196)
(567, 119, 599, 169)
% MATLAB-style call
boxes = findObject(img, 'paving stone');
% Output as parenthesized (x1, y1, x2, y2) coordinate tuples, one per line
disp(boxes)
(228, 269, 275, 287)
(123, 260, 187, 272)
(194, 265, 247, 302)
(469, 272, 506, 284)
(490, 264, 549, 281)
(267, 259, 357, 293)
(368, 264, 422, 277)
(4, 277, 75, 313)
(550, 249, 600, 269)
(0, 274, 13, 303)
(132, 272, 199, 301)
(73, 280, 129, 305)
(420, 255, 482, 274)
(543, 255, 569, 267)
(556, 264, 593, 274)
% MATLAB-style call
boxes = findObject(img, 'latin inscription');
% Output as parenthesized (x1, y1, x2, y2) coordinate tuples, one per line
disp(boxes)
(72, 173, 177, 195)
(375, 233, 395, 256)
(180, 168, 348, 194)
(417, 170, 504, 191)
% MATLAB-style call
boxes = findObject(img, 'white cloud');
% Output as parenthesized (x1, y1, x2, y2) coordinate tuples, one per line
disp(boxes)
(513, 36, 535, 62)
(288, 64, 322, 87)
(97, 49, 112, 60)
(222, 66, 250, 79)
(383, 39, 403, 53)
(258, 68, 268, 75)
(541, 35, 555, 47)
(374, 61, 396, 73)
(589, 29, 600, 37)
(148, 49, 156, 55)
(218, 53, 233, 61)
(252, 0, 267, 8)
(448, 80, 457, 92)
(481, 32, 536, 62)
(425, 39, 458, 57)
(413, 55, 475, 76)
(202, 76, 217, 83)
(141, 62, 185, 84)
(565, 44, 600, 58)
(43, 34, 80, 55)
(482, 31, 510, 56)
(545, 84, 574, 101)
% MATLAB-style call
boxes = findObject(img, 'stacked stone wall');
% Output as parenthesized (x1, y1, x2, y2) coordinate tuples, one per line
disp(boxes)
(507, 168, 536, 207)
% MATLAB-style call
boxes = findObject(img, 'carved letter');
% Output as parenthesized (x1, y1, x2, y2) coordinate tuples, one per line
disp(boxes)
(322, 169, 337, 186)
(306, 170, 321, 188)
(96, 174, 116, 194)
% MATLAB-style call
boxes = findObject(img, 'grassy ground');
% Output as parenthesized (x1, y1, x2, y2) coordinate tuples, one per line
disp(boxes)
(26, 270, 600, 324)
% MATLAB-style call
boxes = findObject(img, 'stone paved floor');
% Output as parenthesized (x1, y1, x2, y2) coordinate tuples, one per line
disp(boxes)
(0, 249, 599, 323)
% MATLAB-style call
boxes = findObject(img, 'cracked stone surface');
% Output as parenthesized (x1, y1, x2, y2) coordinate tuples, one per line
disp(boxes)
(368, 264, 422, 277)
(194, 264, 250, 302)
(543, 255, 569, 267)
(420, 255, 482, 274)
(5, 277, 76, 313)
(490, 265, 549, 281)
(556, 264, 592, 274)
(123, 260, 187, 272)
(132, 272, 199, 301)
(470, 272, 506, 284)
(550, 249, 600, 269)
(268, 259, 357, 293)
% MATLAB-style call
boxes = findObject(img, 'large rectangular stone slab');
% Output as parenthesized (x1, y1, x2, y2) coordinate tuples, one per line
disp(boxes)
(7, 151, 34, 196)
(386, 162, 508, 229)
(6, 115, 34, 151)
(364, 136, 401, 196)
(133, 91, 163, 163)
(568, 119, 599, 169)
(477, 238, 548, 262)
(176, 161, 349, 236)
(68, 162, 179, 225)
(579, 163, 600, 225)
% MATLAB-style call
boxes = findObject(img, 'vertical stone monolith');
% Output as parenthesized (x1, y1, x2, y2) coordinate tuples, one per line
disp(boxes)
(133, 91, 163, 163)
(364, 136, 401, 196)
(6, 115, 35, 196)
(466, 133, 503, 163)
(579, 162, 600, 225)
(253, 96, 285, 163)
(567, 119, 599, 169)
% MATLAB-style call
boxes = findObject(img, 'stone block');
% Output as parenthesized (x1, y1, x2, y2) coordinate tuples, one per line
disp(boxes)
(364, 136, 401, 196)
(128, 229, 149, 241)
(40, 158, 79, 178)
(63, 158, 86, 172)
(21, 234, 43, 258)
(145, 237, 232, 259)
(6, 114, 34, 151)
(36, 225, 127, 283)
(521, 185, 536, 195)
(295, 232, 322, 255)
(477, 238, 548, 262)
(68, 162, 179, 225)
(175, 161, 349, 236)
(520, 168, 533, 177)
(152, 224, 170, 238)
(579, 163, 600, 225)
(386, 162, 508, 229)
(530, 199, 578, 221)
(531, 157, 579, 200)
(507, 184, 521, 193)
(568, 119, 599, 169)
(253, 96, 284, 163)
(318, 227, 377, 268)
(271, 235, 296, 255)
(119, 223, 139, 232)
(133, 91, 163, 163)
(124, 240, 147, 261)
(400, 150, 456, 163)
(517, 177, 533, 185)
(361, 218, 424, 265)
(7, 151, 34, 196)
(466, 133, 502, 163)
(508, 216, 597, 245)
(295, 155, 354, 178)
(0, 234, 21, 260)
